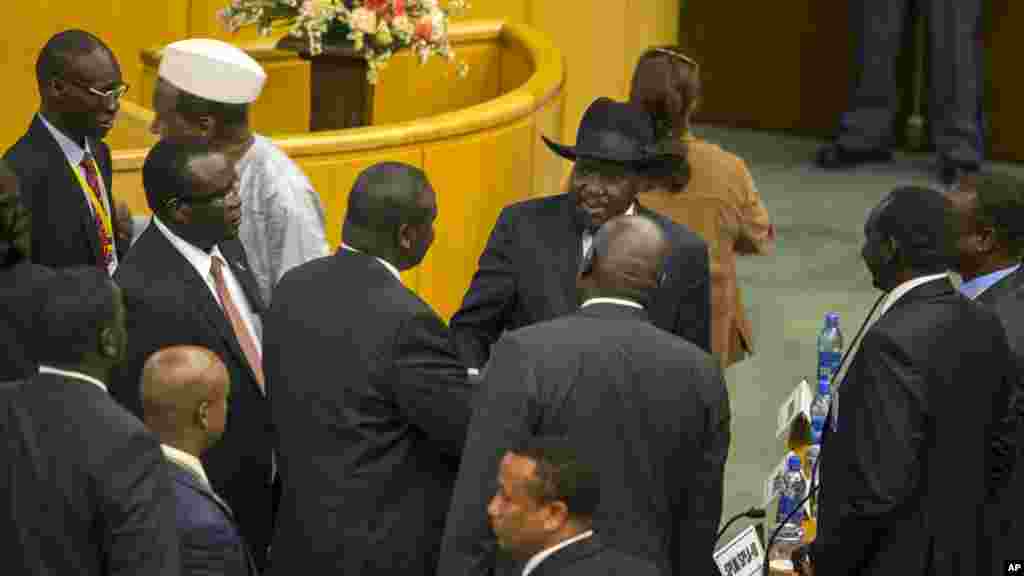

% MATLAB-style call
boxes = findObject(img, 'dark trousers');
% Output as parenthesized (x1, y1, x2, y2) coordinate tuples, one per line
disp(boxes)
(837, 0, 983, 164)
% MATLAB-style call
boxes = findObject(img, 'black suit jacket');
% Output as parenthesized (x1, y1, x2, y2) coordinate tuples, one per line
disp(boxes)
(530, 534, 660, 576)
(449, 193, 711, 368)
(438, 302, 730, 576)
(0, 373, 179, 575)
(112, 224, 274, 569)
(976, 267, 1024, 574)
(0, 259, 54, 380)
(3, 115, 116, 269)
(264, 249, 474, 576)
(812, 278, 1017, 576)
(167, 460, 253, 576)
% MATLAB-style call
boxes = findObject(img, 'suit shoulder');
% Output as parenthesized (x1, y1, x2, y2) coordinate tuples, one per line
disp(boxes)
(501, 193, 568, 220)
(599, 547, 661, 575)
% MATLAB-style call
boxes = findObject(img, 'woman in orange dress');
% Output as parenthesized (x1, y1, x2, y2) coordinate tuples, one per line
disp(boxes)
(630, 46, 775, 367)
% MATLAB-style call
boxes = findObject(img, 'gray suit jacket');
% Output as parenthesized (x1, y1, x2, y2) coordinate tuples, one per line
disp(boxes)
(530, 534, 660, 576)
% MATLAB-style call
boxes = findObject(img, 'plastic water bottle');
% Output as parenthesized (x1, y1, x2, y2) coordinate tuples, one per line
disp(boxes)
(817, 312, 843, 384)
(805, 419, 824, 516)
(810, 377, 831, 434)
(776, 454, 807, 544)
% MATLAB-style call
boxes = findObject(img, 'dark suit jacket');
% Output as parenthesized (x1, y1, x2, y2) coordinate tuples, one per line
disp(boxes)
(0, 259, 54, 380)
(167, 460, 253, 576)
(812, 277, 1017, 576)
(977, 266, 1024, 574)
(3, 115, 116, 269)
(112, 224, 274, 569)
(438, 302, 730, 576)
(264, 249, 474, 576)
(449, 193, 711, 368)
(0, 373, 179, 575)
(529, 534, 660, 576)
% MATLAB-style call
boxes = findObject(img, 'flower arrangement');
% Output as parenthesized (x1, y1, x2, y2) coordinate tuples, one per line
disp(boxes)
(218, 0, 469, 83)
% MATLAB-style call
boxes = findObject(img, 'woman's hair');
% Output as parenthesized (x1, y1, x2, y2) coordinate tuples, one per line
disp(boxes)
(629, 46, 701, 141)
(630, 46, 699, 192)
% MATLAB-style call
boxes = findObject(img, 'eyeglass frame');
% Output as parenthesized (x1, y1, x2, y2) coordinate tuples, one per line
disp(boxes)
(58, 76, 130, 102)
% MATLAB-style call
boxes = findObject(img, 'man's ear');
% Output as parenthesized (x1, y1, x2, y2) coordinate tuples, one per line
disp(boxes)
(541, 501, 570, 533)
(99, 325, 120, 360)
(197, 400, 210, 432)
(975, 226, 998, 253)
(882, 236, 899, 265)
(398, 223, 413, 251)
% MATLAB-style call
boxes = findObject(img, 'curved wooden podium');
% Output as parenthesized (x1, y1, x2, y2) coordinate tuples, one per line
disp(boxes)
(110, 20, 565, 319)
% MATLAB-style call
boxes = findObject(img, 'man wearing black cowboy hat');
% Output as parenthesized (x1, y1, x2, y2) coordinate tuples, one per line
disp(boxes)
(449, 97, 711, 370)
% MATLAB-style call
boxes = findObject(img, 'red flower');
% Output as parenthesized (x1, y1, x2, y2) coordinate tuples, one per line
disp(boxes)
(394, 0, 405, 17)
(363, 0, 388, 13)
(415, 15, 433, 40)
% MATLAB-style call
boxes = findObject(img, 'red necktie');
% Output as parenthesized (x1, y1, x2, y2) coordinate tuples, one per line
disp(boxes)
(79, 155, 114, 271)
(210, 256, 265, 393)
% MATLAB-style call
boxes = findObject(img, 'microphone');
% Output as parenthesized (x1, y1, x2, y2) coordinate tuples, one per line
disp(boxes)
(715, 506, 767, 545)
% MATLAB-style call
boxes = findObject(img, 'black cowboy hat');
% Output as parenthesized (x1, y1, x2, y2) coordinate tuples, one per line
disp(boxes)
(542, 97, 683, 172)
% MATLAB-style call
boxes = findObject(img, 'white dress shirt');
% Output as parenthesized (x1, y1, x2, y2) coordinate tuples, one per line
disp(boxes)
(37, 365, 107, 393)
(152, 215, 263, 348)
(522, 530, 595, 576)
(38, 112, 118, 271)
(340, 242, 402, 281)
(581, 203, 636, 259)
(161, 444, 212, 488)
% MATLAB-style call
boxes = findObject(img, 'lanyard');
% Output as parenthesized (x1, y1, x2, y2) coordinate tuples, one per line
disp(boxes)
(68, 156, 115, 265)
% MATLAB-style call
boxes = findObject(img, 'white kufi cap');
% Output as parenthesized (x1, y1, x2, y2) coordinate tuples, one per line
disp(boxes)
(158, 38, 266, 104)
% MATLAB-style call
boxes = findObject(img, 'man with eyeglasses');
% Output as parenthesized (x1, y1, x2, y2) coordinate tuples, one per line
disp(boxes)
(110, 137, 276, 571)
(4, 29, 132, 275)
(439, 214, 729, 576)
(449, 97, 711, 371)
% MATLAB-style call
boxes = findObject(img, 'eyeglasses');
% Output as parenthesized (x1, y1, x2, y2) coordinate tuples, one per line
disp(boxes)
(60, 76, 130, 101)
(649, 47, 699, 71)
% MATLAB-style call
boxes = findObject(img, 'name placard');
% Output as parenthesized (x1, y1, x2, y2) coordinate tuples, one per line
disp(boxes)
(776, 379, 812, 439)
(714, 526, 764, 576)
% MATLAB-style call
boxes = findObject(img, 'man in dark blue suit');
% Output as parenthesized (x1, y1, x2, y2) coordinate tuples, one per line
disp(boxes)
(142, 345, 253, 576)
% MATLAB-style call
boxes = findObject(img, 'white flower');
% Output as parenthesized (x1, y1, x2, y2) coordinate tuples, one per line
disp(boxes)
(391, 14, 414, 36)
(349, 7, 377, 34)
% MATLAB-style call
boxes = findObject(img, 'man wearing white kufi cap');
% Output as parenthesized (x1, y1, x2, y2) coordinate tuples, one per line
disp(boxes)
(152, 38, 329, 306)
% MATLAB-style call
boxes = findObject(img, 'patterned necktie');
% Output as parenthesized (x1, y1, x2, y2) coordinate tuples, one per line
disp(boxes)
(210, 256, 265, 393)
(79, 155, 114, 271)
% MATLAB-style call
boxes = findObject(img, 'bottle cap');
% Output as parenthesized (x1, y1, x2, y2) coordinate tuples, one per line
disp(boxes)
(787, 454, 802, 471)
(818, 378, 831, 395)
(825, 312, 839, 327)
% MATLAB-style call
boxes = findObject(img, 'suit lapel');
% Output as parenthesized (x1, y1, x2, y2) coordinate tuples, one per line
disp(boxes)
(532, 534, 604, 576)
(30, 118, 101, 264)
(167, 459, 236, 520)
(556, 194, 585, 313)
(147, 228, 259, 385)
(219, 239, 266, 315)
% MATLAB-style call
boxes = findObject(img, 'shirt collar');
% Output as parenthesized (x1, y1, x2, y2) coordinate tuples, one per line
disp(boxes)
(161, 444, 212, 488)
(37, 112, 91, 166)
(340, 242, 402, 281)
(152, 215, 225, 278)
(37, 365, 107, 393)
(581, 297, 644, 310)
(959, 264, 1021, 300)
(522, 530, 595, 576)
(879, 272, 950, 317)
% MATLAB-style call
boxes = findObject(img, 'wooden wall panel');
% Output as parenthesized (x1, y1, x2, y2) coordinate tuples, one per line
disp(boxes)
(421, 119, 533, 319)
(373, 42, 501, 126)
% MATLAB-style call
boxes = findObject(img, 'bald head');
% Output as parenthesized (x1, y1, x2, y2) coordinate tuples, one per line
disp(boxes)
(141, 346, 230, 454)
(581, 215, 669, 304)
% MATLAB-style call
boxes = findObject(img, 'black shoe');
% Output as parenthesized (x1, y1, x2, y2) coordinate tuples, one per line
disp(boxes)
(939, 157, 980, 187)
(815, 143, 893, 169)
